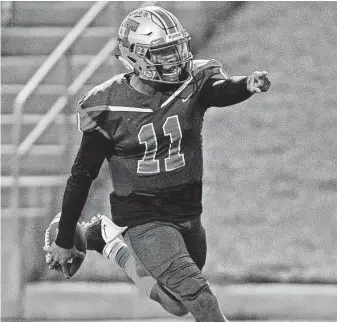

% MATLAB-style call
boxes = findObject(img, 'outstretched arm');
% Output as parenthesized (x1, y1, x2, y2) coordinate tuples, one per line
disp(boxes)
(199, 71, 271, 108)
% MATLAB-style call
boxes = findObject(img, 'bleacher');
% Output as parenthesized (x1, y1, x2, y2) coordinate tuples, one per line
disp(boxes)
(1, 2, 125, 317)
(1, 2, 126, 211)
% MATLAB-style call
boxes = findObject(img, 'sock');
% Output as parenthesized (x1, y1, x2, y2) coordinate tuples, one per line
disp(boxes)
(102, 237, 126, 259)
(115, 246, 188, 316)
(115, 246, 156, 297)
(115, 245, 130, 267)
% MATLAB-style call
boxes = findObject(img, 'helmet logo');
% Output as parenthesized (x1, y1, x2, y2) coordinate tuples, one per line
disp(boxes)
(166, 31, 184, 42)
(119, 18, 139, 48)
(131, 10, 149, 18)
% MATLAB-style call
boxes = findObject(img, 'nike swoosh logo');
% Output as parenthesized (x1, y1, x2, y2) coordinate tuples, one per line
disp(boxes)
(151, 39, 162, 45)
(182, 93, 193, 102)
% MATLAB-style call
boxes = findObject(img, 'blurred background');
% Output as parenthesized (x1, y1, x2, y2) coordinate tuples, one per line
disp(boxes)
(1, 0, 337, 320)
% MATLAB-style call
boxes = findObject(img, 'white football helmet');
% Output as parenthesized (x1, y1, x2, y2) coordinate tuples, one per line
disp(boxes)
(117, 6, 193, 84)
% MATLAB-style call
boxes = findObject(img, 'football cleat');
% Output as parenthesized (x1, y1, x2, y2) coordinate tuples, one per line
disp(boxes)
(81, 214, 127, 259)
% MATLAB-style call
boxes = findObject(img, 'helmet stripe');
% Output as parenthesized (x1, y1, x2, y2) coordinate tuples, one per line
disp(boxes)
(157, 7, 179, 30)
(151, 7, 177, 34)
(165, 10, 180, 28)
(143, 8, 168, 32)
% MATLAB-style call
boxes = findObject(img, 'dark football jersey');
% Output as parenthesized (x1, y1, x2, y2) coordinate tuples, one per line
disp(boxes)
(77, 60, 227, 196)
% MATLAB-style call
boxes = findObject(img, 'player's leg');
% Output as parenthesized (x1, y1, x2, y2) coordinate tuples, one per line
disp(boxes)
(116, 245, 189, 316)
(124, 221, 228, 322)
(180, 218, 229, 321)
(82, 215, 188, 316)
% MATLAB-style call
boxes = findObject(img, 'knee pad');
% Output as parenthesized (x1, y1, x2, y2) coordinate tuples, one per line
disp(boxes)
(166, 303, 189, 317)
(151, 283, 189, 317)
(158, 258, 210, 302)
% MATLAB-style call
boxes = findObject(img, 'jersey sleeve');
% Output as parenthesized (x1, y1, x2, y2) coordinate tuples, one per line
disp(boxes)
(55, 131, 112, 248)
(199, 76, 253, 108)
(76, 81, 113, 139)
(195, 60, 253, 108)
(192, 59, 229, 81)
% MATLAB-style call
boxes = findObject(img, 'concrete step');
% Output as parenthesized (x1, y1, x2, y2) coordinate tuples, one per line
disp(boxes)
(23, 282, 337, 320)
(1, 84, 92, 114)
(1, 114, 78, 145)
(1, 144, 67, 176)
(1, 207, 47, 218)
(11, 1, 126, 27)
(1, 175, 68, 188)
(1, 27, 116, 56)
(1, 55, 124, 85)
(1, 176, 67, 208)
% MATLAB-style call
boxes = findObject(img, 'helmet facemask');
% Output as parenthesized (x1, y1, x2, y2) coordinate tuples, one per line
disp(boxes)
(123, 35, 193, 85)
(145, 38, 193, 84)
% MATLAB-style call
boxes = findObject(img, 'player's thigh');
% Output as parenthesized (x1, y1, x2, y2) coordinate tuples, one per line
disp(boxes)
(124, 221, 209, 300)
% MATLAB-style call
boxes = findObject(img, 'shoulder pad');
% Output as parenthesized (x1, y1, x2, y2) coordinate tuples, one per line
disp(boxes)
(172, 59, 228, 101)
(76, 74, 125, 137)
(192, 59, 228, 80)
(192, 59, 222, 71)
(78, 74, 125, 108)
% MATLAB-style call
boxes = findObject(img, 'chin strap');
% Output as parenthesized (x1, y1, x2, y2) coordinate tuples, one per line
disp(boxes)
(115, 54, 134, 72)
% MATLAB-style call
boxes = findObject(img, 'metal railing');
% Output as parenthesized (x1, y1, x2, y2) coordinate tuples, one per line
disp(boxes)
(18, 37, 118, 156)
(10, 1, 109, 214)
(7, 2, 154, 318)
(10, 1, 155, 215)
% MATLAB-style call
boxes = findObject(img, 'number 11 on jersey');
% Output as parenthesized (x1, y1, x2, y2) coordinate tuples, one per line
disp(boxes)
(137, 115, 185, 174)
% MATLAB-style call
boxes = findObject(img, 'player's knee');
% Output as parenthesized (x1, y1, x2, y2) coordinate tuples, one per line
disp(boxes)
(165, 302, 189, 317)
(183, 286, 223, 320)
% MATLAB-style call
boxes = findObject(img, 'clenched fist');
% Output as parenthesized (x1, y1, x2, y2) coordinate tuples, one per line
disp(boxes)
(247, 71, 271, 93)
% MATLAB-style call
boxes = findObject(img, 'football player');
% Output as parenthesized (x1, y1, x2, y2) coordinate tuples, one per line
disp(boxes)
(44, 6, 270, 322)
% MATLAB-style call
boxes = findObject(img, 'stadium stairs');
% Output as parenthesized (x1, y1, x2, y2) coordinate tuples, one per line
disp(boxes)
(1, 1, 125, 212)
(1, 1, 127, 318)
